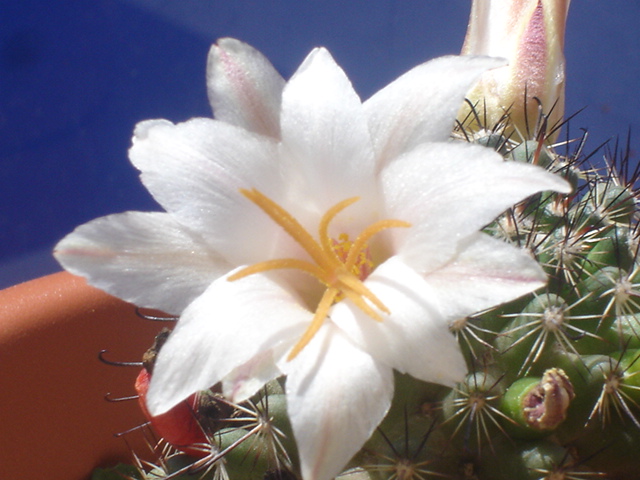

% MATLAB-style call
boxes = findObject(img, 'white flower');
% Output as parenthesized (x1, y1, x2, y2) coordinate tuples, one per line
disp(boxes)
(54, 38, 571, 480)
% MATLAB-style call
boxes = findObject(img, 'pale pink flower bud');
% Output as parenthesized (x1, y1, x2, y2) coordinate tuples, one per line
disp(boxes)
(459, 0, 571, 139)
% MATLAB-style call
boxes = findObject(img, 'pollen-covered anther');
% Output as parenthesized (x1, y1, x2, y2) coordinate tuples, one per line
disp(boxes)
(227, 188, 410, 359)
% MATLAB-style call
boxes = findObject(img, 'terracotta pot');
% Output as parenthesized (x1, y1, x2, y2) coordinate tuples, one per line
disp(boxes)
(0, 272, 164, 480)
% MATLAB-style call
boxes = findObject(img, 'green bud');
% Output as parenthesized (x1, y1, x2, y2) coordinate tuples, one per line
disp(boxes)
(510, 141, 554, 168)
(202, 394, 297, 480)
(500, 368, 574, 439)
(478, 438, 578, 480)
(496, 294, 576, 376)
(255, 393, 299, 473)
(440, 371, 505, 451)
(379, 372, 450, 432)
(589, 183, 636, 225)
(569, 413, 640, 477)
(575, 266, 621, 317)
(149, 453, 211, 479)
(546, 353, 602, 439)
(215, 427, 271, 480)
(581, 226, 632, 275)
(618, 348, 640, 402)
(603, 313, 640, 349)
(582, 354, 618, 388)
(518, 441, 573, 474)
(364, 372, 449, 461)
(475, 133, 510, 155)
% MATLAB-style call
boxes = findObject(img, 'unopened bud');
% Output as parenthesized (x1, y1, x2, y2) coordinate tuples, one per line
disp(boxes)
(459, 0, 571, 140)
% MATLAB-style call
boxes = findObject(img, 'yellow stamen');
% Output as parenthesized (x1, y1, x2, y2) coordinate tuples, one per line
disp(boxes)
(345, 219, 411, 270)
(318, 196, 361, 266)
(287, 288, 339, 360)
(230, 189, 411, 360)
(340, 288, 384, 323)
(335, 272, 389, 314)
(240, 189, 331, 270)
(228, 258, 330, 285)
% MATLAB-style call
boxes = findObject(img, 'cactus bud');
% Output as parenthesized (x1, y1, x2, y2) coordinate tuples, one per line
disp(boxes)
(501, 368, 574, 439)
(459, 0, 570, 140)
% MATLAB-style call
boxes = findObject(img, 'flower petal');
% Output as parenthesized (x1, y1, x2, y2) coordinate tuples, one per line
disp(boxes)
(331, 256, 467, 387)
(53, 211, 228, 314)
(283, 323, 394, 480)
(279, 48, 379, 226)
(382, 141, 571, 272)
(364, 55, 506, 166)
(146, 270, 309, 415)
(425, 233, 547, 320)
(207, 38, 285, 138)
(129, 118, 297, 265)
(222, 348, 282, 403)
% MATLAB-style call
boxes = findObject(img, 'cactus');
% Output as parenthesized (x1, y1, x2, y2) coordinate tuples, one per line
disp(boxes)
(96, 101, 640, 480)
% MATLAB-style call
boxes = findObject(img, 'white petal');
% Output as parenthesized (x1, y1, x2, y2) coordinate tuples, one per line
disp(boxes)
(284, 323, 394, 480)
(207, 38, 285, 138)
(382, 141, 571, 272)
(146, 270, 309, 415)
(425, 233, 547, 320)
(53, 211, 228, 314)
(279, 48, 379, 225)
(461, 0, 520, 57)
(331, 256, 467, 387)
(129, 118, 296, 265)
(222, 348, 282, 402)
(364, 55, 506, 165)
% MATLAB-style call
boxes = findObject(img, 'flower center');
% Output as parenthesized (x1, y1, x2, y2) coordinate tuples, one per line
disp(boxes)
(227, 188, 410, 360)
(330, 233, 374, 299)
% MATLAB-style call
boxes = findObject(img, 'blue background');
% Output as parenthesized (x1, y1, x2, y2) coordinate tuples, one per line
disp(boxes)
(1, 0, 639, 288)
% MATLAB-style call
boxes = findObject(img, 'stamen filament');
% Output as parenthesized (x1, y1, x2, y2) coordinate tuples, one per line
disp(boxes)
(336, 272, 390, 314)
(341, 288, 384, 322)
(345, 219, 411, 270)
(318, 196, 360, 265)
(288, 288, 339, 360)
(228, 259, 331, 285)
(239, 189, 332, 270)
